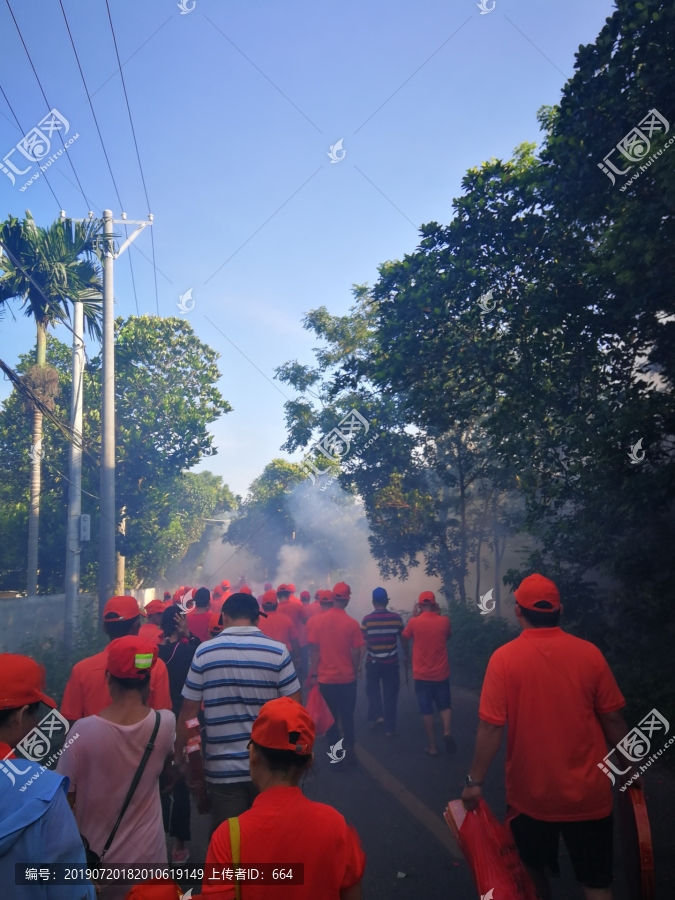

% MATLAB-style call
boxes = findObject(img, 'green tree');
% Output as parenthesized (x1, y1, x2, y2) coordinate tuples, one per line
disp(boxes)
(0, 212, 102, 594)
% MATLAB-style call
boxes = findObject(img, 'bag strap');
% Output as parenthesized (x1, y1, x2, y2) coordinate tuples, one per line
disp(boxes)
(100, 710, 161, 862)
(228, 817, 242, 900)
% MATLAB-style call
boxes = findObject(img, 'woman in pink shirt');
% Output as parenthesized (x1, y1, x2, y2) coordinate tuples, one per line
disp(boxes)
(58, 636, 175, 900)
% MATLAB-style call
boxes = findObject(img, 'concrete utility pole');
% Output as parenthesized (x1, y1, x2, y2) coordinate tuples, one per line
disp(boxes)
(64, 299, 84, 650)
(97, 210, 152, 617)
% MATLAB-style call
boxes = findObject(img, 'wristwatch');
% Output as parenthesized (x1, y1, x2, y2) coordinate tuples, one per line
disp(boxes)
(464, 774, 483, 787)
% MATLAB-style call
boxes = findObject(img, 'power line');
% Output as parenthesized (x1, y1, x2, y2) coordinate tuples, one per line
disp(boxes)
(4, 0, 92, 209)
(57, 0, 139, 315)
(0, 82, 63, 208)
(104, 0, 160, 315)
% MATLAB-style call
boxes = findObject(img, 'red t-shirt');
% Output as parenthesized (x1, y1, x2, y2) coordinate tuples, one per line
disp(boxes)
(202, 786, 365, 899)
(258, 609, 298, 652)
(296, 601, 321, 647)
(276, 597, 305, 631)
(186, 608, 212, 642)
(306, 607, 365, 684)
(60, 649, 171, 720)
(401, 611, 451, 681)
(479, 627, 625, 821)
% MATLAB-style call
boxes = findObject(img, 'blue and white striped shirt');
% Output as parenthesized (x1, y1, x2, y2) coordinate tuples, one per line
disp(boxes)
(182, 626, 301, 783)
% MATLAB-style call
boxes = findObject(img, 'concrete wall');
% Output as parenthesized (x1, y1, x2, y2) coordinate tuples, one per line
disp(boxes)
(0, 594, 95, 652)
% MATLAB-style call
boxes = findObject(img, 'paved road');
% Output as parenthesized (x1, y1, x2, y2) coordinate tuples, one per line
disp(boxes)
(177, 676, 674, 899)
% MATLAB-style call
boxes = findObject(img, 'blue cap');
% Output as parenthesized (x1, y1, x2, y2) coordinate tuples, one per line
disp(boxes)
(372, 587, 388, 602)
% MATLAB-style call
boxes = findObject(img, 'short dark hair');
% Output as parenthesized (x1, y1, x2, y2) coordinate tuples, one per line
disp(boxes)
(0, 701, 41, 729)
(161, 605, 183, 636)
(104, 616, 139, 640)
(109, 672, 151, 692)
(517, 602, 561, 628)
(222, 592, 260, 623)
(250, 740, 312, 774)
(194, 587, 210, 608)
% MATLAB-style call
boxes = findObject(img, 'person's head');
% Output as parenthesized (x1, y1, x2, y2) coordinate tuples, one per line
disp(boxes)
(514, 574, 562, 628)
(333, 582, 351, 608)
(194, 587, 210, 609)
(163, 591, 172, 602)
(417, 591, 438, 613)
(144, 599, 165, 625)
(264, 582, 273, 591)
(221, 592, 266, 627)
(372, 586, 388, 609)
(287, 583, 296, 594)
(248, 696, 314, 790)
(300, 591, 311, 605)
(0, 653, 56, 747)
(239, 584, 253, 595)
(261, 589, 278, 613)
(318, 589, 334, 609)
(208, 612, 224, 638)
(160, 605, 188, 640)
(104, 635, 157, 704)
(103, 595, 144, 641)
(276, 584, 291, 602)
(221, 580, 231, 591)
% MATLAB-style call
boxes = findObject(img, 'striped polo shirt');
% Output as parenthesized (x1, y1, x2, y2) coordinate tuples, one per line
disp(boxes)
(360, 609, 404, 663)
(182, 626, 300, 783)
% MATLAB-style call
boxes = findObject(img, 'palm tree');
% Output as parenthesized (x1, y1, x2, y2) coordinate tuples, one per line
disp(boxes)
(0, 212, 102, 595)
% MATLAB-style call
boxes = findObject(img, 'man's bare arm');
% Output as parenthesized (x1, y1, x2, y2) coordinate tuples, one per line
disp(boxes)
(598, 709, 629, 747)
(461, 720, 505, 810)
(174, 698, 202, 766)
(340, 882, 362, 900)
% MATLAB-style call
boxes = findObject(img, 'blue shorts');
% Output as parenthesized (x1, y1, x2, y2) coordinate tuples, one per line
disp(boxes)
(414, 678, 451, 715)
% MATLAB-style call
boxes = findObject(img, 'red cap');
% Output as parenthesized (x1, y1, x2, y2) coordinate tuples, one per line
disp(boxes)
(333, 582, 351, 600)
(221, 580, 231, 589)
(300, 591, 310, 601)
(103, 595, 145, 622)
(418, 591, 436, 605)
(276, 584, 290, 593)
(145, 599, 164, 616)
(515, 574, 561, 611)
(251, 696, 315, 755)
(208, 612, 224, 634)
(319, 589, 334, 602)
(262, 590, 278, 605)
(0, 653, 56, 710)
(163, 591, 171, 601)
(239, 584, 252, 595)
(106, 636, 158, 679)
(138, 623, 163, 646)
(288, 583, 296, 592)
(264, 582, 273, 590)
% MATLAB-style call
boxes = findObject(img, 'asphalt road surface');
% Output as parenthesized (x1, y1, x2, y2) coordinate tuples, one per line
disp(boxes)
(175, 676, 675, 899)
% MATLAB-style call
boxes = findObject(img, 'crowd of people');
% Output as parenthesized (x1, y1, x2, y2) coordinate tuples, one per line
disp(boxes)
(0, 574, 636, 900)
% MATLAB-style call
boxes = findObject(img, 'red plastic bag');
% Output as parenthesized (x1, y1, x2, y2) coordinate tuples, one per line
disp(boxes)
(445, 799, 538, 900)
(305, 684, 335, 736)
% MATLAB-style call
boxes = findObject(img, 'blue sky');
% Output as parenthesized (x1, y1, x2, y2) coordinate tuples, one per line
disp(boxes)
(0, 0, 615, 496)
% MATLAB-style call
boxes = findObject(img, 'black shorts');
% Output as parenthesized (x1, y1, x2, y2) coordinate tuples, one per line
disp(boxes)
(510, 812, 613, 890)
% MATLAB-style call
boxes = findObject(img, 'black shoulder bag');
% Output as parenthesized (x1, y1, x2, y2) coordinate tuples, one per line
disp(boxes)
(82, 710, 161, 868)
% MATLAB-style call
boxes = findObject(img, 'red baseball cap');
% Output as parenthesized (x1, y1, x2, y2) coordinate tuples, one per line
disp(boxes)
(264, 582, 273, 590)
(300, 591, 310, 601)
(107, 636, 158, 679)
(288, 583, 296, 592)
(333, 582, 351, 600)
(138, 623, 163, 646)
(262, 589, 278, 605)
(0, 654, 56, 710)
(276, 583, 290, 593)
(239, 584, 252, 595)
(515, 574, 561, 611)
(418, 591, 436, 605)
(163, 591, 171, 601)
(221, 580, 231, 589)
(208, 612, 224, 634)
(319, 589, 334, 602)
(251, 696, 315, 755)
(145, 599, 165, 616)
(103, 595, 145, 622)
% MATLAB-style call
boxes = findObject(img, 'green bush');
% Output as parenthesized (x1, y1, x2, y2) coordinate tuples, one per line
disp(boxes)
(444, 601, 516, 690)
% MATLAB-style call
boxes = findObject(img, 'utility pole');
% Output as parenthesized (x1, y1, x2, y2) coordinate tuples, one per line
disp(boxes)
(97, 210, 152, 617)
(64, 299, 84, 651)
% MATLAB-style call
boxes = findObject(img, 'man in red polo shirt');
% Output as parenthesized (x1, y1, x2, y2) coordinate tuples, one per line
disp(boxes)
(202, 697, 365, 899)
(461, 574, 630, 900)
(276, 583, 306, 632)
(307, 582, 365, 766)
(401, 591, 455, 756)
(258, 590, 301, 664)
(61, 596, 171, 724)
